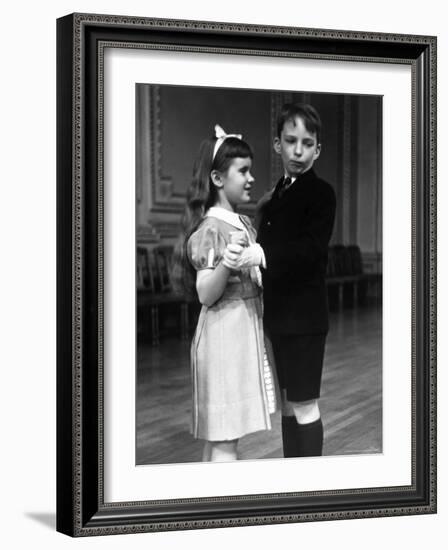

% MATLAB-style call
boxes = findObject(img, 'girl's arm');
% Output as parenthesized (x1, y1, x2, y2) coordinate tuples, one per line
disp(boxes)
(196, 244, 243, 307)
(196, 264, 231, 307)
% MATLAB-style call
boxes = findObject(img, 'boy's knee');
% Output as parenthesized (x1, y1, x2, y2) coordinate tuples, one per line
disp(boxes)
(282, 398, 320, 424)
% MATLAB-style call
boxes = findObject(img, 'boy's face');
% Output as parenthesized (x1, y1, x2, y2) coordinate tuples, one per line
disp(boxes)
(274, 116, 321, 178)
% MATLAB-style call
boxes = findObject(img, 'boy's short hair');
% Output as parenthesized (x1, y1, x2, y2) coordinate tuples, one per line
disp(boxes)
(276, 103, 322, 143)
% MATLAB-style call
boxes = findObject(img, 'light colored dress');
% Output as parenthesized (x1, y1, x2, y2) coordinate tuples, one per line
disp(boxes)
(187, 207, 277, 442)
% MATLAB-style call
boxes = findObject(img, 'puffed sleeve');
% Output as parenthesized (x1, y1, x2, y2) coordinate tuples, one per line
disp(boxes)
(187, 223, 227, 271)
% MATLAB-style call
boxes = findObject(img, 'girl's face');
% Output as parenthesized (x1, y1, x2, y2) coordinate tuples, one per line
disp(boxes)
(213, 157, 254, 210)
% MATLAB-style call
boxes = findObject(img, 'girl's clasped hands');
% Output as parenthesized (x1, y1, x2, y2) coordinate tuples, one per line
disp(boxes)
(222, 231, 265, 271)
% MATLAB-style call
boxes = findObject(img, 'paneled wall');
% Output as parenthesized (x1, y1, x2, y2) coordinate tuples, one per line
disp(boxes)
(136, 84, 382, 272)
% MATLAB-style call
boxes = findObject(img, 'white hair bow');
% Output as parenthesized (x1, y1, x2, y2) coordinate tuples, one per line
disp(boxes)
(212, 124, 243, 160)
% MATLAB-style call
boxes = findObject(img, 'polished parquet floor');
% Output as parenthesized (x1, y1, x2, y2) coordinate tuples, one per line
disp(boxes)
(136, 302, 382, 464)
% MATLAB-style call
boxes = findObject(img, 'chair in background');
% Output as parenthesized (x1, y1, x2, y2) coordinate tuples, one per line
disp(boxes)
(137, 245, 192, 345)
(326, 244, 381, 309)
(346, 244, 382, 303)
(326, 245, 350, 309)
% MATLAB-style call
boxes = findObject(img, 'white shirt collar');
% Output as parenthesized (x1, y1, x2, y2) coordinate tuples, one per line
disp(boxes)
(205, 206, 246, 231)
(284, 174, 297, 185)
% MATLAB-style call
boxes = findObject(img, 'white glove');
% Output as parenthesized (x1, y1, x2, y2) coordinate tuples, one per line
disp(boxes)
(222, 243, 244, 270)
(234, 243, 266, 269)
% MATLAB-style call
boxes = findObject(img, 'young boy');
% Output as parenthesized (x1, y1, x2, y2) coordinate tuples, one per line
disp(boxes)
(257, 103, 336, 457)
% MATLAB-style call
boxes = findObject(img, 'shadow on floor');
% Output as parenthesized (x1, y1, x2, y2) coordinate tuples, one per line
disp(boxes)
(25, 512, 56, 530)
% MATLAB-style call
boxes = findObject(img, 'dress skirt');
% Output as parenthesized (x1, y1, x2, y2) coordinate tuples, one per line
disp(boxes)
(191, 292, 275, 441)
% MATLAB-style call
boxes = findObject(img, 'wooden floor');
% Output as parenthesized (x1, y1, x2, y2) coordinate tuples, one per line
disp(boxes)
(136, 301, 382, 464)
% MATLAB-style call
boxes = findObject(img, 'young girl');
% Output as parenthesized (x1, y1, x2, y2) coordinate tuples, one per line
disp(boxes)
(174, 125, 276, 462)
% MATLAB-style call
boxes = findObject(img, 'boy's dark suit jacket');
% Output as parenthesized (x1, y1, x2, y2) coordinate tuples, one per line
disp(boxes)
(257, 168, 336, 335)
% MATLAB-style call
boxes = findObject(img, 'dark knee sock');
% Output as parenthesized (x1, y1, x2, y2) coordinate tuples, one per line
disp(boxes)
(281, 416, 323, 458)
(281, 417, 299, 458)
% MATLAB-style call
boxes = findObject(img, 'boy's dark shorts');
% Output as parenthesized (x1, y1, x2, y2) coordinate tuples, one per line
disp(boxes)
(269, 333, 327, 402)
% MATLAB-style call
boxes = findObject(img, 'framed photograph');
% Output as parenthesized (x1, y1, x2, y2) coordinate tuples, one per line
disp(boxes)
(56, 13, 436, 536)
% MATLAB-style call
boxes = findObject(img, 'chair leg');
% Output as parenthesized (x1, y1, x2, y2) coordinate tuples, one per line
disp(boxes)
(338, 284, 344, 309)
(151, 305, 159, 346)
(180, 303, 189, 340)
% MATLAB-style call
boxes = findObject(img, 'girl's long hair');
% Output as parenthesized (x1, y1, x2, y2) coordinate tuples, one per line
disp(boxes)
(171, 135, 253, 298)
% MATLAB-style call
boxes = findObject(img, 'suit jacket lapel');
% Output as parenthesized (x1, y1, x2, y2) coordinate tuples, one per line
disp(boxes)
(267, 169, 316, 213)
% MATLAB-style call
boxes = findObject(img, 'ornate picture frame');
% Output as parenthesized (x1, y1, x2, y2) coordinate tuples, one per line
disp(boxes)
(56, 13, 436, 536)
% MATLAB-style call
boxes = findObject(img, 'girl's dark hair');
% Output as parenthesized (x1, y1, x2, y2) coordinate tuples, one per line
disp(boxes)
(276, 103, 322, 144)
(171, 135, 253, 297)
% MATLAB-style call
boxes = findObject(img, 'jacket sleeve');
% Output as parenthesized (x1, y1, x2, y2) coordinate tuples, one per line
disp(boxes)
(254, 189, 275, 232)
(262, 184, 336, 281)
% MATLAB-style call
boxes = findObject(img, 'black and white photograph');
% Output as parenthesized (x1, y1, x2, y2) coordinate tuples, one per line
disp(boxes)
(54, 9, 436, 539)
(2, 0, 444, 547)
(135, 83, 383, 465)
